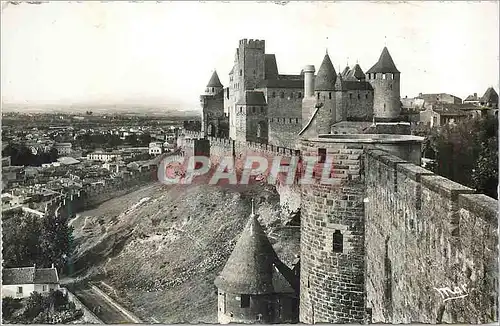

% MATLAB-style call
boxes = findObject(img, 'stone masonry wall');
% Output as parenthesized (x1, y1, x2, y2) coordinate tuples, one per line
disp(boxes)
(299, 140, 366, 323)
(365, 149, 498, 324)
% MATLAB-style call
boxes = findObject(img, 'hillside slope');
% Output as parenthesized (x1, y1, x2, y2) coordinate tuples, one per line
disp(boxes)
(69, 182, 300, 323)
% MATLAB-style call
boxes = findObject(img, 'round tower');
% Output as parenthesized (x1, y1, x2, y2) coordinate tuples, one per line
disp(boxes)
(214, 203, 299, 324)
(298, 134, 423, 324)
(205, 70, 224, 95)
(366, 47, 401, 121)
(313, 53, 337, 133)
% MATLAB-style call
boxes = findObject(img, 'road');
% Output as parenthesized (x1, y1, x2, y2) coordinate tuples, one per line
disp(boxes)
(72, 285, 139, 324)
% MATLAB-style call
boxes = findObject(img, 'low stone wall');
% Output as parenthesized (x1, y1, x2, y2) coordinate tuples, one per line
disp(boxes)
(64, 288, 103, 324)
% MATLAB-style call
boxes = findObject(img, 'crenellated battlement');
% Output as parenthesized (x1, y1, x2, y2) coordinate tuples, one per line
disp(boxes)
(239, 38, 265, 50)
(364, 148, 497, 323)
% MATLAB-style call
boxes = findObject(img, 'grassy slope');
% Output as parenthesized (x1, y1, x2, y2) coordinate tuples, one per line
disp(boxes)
(70, 182, 300, 323)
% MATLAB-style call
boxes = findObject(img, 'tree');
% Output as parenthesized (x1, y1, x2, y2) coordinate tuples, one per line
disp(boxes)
(426, 115, 498, 199)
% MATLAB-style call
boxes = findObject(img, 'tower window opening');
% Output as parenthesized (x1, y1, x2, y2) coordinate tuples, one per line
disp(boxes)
(260, 107, 264, 113)
(295, 118, 299, 123)
(333, 230, 343, 253)
(253, 69, 256, 75)
(329, 92, 332, 99)
(240, 294, 250, 308)
(239, 69, 242, 76)
(357, 93, 360, 100)
(289, 118, 292, 123)
(272, 91, 276, 98)
(366, 94, 368, 99)
(383, 73, 386, 80)
(318, 148, 326, 163)
(252, 107, 256, 113)
(298, 92, 302, 98)
(240, 107, 242, 113)
(317, 92, 320, 100)
(349, 93, 352, 99)
(290, 92, 294, 98)
(280, 92, 285, 99)
(384, 103, 386, 111)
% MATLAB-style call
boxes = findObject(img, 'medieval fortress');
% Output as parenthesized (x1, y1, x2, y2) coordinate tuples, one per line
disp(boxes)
(181, 39, 498, 324)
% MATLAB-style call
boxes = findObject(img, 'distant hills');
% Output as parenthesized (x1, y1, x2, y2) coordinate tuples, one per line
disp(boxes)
(1, 103, 200, 118)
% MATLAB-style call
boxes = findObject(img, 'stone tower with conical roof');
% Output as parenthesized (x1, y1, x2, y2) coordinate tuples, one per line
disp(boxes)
(214, 202, 299, 324)
(366, 47, 401, 120)
(200, 70, 227, 137)
(314, 52, 337, 130)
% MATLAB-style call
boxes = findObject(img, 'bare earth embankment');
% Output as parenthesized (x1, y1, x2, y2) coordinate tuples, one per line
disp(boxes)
(69, 182, 300, 323)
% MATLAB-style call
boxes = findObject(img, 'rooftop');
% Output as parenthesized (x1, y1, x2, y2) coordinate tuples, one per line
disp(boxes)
(366, 47, 400, 74)
(214, 210, 296, 295)
(2, 266, 59, 285)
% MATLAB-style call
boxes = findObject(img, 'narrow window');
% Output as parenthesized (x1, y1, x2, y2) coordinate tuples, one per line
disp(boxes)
(241, 294, 250, 308)
(384, 103, 386, 110)
(260, 107, 264, 113)
(318, 148, 326, 163)
(317, 92, 320, 100)
(280, 92, 285, 99)
(289, 118, 292, 123)
(239, 69, 242, 76)
(17, 286, 23, 294)
(43, 285, 47, 292)
(290, 92, 294, 98)
(366, 94, 368, 99)
(382, 73, 386, 80)
(272, 92, 276, 98)
(333, 230, 343, 253)
(329, 92, 332, 100)
(390, 84, 393, 90)
(349, 93, 352, 99)
(295, 118, 299, 123)
(252, 107, 256, 114)
(253, 69, 256, 75)
(357, 93, 361, 100)
(240, 107, 242, 113)
(298, 92, 302, 98)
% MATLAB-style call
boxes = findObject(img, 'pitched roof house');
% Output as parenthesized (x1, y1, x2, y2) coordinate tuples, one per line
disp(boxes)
(2, 265, 60, 298)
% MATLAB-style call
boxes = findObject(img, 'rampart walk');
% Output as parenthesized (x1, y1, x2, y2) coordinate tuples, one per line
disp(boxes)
(179, 130, 498, 323)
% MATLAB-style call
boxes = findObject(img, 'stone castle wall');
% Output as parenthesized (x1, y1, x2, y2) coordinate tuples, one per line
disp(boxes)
(181, 130, 497, 324)
(364, 149, 498, 324)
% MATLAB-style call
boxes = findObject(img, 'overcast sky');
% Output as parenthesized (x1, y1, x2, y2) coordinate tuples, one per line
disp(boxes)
(1, 1, 499, 110)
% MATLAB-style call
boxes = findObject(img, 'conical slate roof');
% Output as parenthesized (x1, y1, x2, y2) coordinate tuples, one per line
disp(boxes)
(314, 53, 337, 91)
(206, 70, 223, 88)
(341, 65, 350, 77)
(481, 87, 498, 104)
(349, 64, 365, 80)
(366, 47, 400, 74)
(214, 213, 279, 294)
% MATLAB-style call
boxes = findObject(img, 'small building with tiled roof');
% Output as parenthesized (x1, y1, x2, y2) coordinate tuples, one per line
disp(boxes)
(2, 265, 60, 298)
(214, 205, 299, 324)
(480, 87, 498, 108)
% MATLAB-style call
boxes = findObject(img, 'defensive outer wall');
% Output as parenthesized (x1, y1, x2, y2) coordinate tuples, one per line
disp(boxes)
(179, 130, 498, 324)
